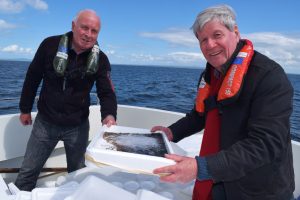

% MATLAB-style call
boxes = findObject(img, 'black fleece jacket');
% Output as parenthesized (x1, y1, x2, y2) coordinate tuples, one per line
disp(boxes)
(19, 32, 117, 126)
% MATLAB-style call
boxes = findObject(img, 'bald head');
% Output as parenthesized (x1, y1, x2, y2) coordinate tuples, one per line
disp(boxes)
(72, 9, 101, 53)
(73, 9, 100, 25)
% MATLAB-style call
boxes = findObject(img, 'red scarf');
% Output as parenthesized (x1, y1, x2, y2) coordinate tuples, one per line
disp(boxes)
(192, 71, 223, 200)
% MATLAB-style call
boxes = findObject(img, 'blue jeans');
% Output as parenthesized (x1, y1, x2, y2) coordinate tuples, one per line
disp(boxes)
(15, 113, 89, 191)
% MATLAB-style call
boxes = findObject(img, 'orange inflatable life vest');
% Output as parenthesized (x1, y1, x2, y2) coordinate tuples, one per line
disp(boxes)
(195, 39, 254, 113)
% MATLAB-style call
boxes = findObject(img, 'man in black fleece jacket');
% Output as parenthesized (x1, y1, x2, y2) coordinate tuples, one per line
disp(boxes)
(16, 9, 117, 191)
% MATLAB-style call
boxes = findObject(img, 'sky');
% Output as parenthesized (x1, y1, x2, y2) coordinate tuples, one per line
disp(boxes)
(0, 0, 300, 74)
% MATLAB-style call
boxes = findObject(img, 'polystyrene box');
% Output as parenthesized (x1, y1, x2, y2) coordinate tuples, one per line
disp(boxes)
(31, 187, 76, 200)
(85, 125, 177, 175)
(136, 189, 172, 200)
(64, 175, 136, 200)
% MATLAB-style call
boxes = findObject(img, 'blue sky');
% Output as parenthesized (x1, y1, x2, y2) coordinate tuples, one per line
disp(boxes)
(0, 0, 300, 74)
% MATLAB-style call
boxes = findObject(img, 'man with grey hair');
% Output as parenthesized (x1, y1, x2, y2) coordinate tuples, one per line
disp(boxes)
(152, 4, 294, 200)
(16, 9, 117, 191)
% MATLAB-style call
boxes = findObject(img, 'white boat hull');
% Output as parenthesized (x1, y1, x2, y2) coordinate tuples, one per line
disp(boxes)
(0, 104, 299, 197)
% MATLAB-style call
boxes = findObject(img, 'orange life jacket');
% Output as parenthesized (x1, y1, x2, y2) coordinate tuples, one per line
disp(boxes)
(195, 39, 254, 113)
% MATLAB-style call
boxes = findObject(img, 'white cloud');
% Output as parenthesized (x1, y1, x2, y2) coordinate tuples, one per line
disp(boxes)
(107, 49, 205, 68)
(0, 19, 16, 30)
(25, 0, 47, 10)
(0, 0, 23, 13)
(140, 28, 198, 48)
(106, 50, 115, 55)
(0, 0, 48, 13)
(139, 29, 300, 73)
(130, 53, 157, 62)
(243, 32, 300, 73)
(1, 44, 33, 54)
(167, 51, 205, 66)
(244, 32, 300, 47)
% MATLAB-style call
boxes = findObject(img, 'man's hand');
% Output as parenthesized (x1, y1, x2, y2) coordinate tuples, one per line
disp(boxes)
(102, 115, 116, 127)
(20, 113, 32, 126)
(151, 126, 174, 141)
(153, 154, 197, 183)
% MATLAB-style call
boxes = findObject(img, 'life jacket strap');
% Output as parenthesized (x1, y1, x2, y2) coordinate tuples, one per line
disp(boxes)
(204, 96, 218, 112)
(204, 96, 223, 115)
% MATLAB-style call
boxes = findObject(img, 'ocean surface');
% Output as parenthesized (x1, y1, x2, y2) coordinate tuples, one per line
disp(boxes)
(0, 60, 299, 142)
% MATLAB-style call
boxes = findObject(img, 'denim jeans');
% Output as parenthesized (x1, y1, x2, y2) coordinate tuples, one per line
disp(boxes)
(15, 113, 89, 191)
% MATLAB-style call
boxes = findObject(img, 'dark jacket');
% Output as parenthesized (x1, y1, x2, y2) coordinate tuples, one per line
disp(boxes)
(169, 41, 294, 200)
(19, 32, 117, 126)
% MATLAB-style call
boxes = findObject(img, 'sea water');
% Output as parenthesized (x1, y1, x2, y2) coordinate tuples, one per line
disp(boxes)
(0, 60, 299, 141)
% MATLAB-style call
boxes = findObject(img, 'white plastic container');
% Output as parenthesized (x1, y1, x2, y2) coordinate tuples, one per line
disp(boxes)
(15, 191, 31, 200)
(137, 189, 171, 200)
(55, 166, 193, 200)
(123, 180, 140, 193)
(64, 175, 136, 200)
(7, 182, 20, 195)
(139, 180, 156, 190)
(0, 175, 10, 198)
(31, 186, 76, 200)
(85, 125, 177, 175)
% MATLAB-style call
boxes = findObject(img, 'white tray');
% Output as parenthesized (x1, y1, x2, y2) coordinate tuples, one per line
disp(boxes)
(85, 125, 176, 175)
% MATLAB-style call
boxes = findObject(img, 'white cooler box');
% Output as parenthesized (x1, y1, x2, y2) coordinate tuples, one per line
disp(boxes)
(85, 125, 186, 175)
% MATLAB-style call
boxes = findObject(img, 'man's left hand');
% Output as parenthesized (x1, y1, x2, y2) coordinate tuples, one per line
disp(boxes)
(153, 154, 197, 183)
(102, 115, 116, 127)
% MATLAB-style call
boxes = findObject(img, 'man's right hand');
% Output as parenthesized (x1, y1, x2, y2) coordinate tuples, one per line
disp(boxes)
(20, 113, 32, 126)
(151, 126, 174, 141)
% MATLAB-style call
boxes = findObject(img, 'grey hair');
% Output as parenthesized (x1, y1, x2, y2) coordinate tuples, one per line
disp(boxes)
(191, 5, 237, 38)
(73, 9, 99, 23)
